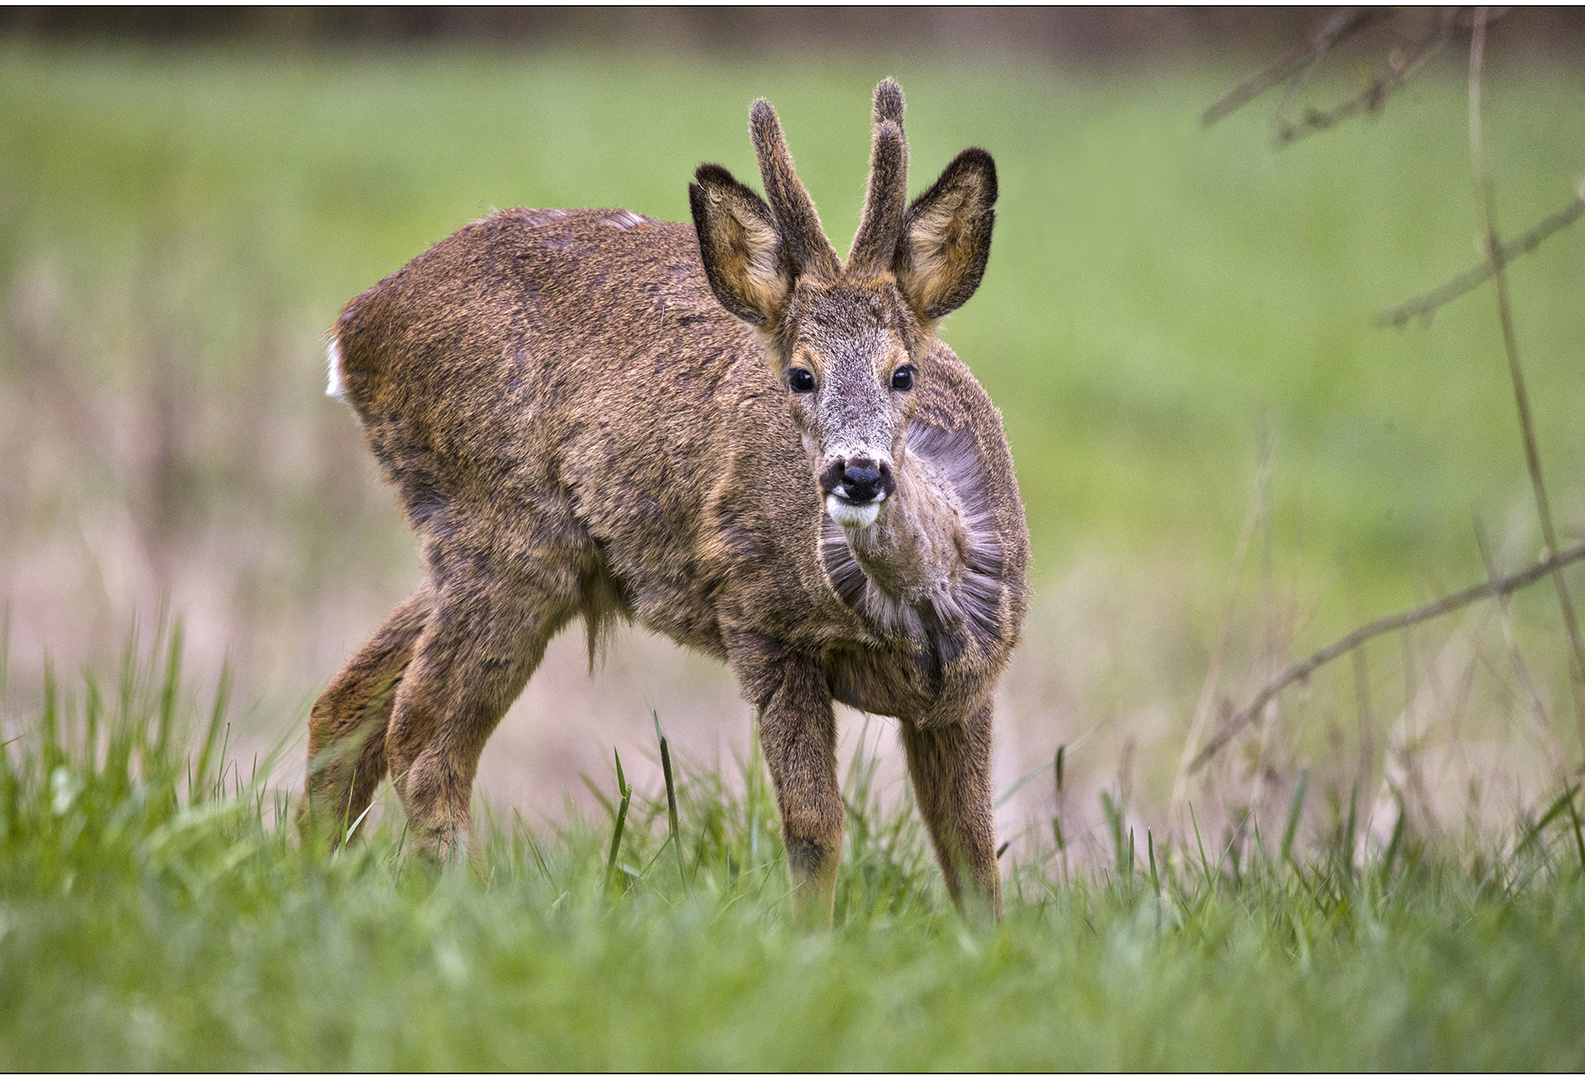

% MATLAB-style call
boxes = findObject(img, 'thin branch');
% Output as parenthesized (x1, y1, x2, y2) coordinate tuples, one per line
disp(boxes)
(1189, 537, 1585, 772)
(1269, 32, 1331, 138)
(1273, 7, 1458, 148)
(1202, 8, 1384, 127)
(1468, 6, 1585, 754)
(1206, 9, 1519, 144)
(1378, 189, 1585, 327)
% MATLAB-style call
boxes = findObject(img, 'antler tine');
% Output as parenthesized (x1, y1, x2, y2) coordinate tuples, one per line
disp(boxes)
(873, 76, 904, 128)
(749, 99, 841, 280)
(847, 79, 910, 277)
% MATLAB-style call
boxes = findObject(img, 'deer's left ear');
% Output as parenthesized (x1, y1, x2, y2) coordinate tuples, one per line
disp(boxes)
(689, 163, 792, 327)
(893, 148, 997, 324)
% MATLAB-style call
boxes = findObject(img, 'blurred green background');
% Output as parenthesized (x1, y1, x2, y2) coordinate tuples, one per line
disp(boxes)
(1, 9, 1582, 835)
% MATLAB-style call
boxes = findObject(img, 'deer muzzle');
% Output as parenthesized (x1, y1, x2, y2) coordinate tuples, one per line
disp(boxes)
(820, 455, 895, 529)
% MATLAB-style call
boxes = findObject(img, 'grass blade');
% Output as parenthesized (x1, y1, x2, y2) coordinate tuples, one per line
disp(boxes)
(1515, 784, 1580, 860)
(1100, 791, 1126, 876)
(1147, 828, 1159, 894)
(192, 661, 233, 805)
(1381, 794, 1406, 882)
(1189, 801, 1214, 890)
(1566, 790, 1585, 875)
(1281, 768, 1309, 867)
(654, 711, 685, 886)
(1343, 780, 1359, 884)
(604, 749, 633, 896)
(155, 617, 183, 763)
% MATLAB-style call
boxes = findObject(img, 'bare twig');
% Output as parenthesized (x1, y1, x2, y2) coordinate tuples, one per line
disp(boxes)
(1190, 537, 1585, 772)
(1273, 7, 1458, 148)
(1203, 8, 1384, 127)
(1269, 32, 1331, 137)
(1467, 7, 1585, 754)
(1379, 190, 1585, 327)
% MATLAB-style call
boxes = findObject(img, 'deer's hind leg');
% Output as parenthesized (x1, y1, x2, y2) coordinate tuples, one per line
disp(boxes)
(303, 585, 433, 845)
(900, 698, 1001, 920)
(385, 542, 584, 870)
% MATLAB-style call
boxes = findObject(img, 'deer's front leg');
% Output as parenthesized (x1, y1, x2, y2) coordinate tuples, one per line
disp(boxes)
(901, 697, 1001, 921)
(740, 645, 844, 928)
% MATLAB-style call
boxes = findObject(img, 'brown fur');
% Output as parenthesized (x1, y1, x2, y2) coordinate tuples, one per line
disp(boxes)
(304, 79, 1029, 923)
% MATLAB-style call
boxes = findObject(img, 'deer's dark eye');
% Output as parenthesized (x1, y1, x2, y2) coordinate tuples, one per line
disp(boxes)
(891, 365, 915, 392)
(788, 368, 816, 393)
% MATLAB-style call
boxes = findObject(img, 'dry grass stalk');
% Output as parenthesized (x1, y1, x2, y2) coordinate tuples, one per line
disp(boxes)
(1466, 7, 1585, 757)
(1474, 518, 1567, 782)
(1169, 444, 1270, 822)
(1353, 645, 1375, 794)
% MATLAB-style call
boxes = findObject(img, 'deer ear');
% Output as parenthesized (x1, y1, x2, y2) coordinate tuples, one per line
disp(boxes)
(893, 148, 997, 324)
(689, 163, 791, 327)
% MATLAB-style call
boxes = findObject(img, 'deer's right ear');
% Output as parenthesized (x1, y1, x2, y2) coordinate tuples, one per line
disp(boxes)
(690, 164, 792, 327)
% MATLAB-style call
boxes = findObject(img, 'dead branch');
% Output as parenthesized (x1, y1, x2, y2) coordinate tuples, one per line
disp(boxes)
(1273, 8, 1458, 148)
(1204, 8, 1517, 144)
(1189, 536, 1585, 772)
(1379, 189, 1585, 327)
(1202, 8, 1384, 127)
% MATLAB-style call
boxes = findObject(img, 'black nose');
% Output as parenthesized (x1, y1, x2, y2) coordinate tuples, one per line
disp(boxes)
(835, 457, 894, 503)
(842, 465, 882, 500)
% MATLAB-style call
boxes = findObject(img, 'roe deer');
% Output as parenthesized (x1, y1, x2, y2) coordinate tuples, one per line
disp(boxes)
(305, 79, 1029, 923)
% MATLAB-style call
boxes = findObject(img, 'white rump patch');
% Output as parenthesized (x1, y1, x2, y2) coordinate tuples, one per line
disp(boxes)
(325, 338, 346, 398)
(602, 209, 652, 230)
(825, 493, 880, 529)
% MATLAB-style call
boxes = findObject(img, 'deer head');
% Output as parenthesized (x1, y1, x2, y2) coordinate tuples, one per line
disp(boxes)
(689, 79, 998, 530)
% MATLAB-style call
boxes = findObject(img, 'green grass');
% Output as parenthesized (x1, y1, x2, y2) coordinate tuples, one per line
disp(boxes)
(3, 627, 1585, 1070)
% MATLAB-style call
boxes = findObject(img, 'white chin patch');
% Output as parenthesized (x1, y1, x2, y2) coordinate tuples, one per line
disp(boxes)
(825, 494, 880, 529)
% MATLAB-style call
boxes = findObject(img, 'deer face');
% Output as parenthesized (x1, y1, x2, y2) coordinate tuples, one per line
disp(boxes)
(782, 284, 917, 528)
(689, 80, 997, 531)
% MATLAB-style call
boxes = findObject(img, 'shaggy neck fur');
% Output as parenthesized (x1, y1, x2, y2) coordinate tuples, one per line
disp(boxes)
(821, 421, 1005, 667)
